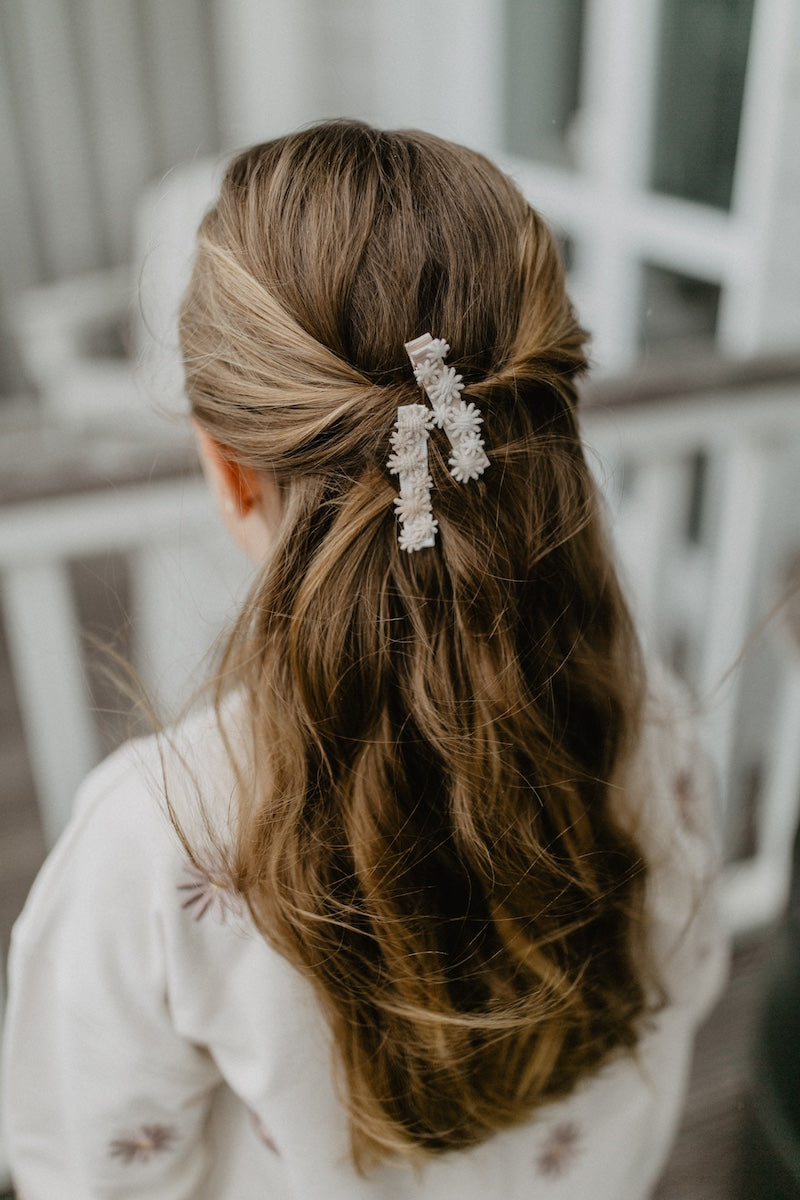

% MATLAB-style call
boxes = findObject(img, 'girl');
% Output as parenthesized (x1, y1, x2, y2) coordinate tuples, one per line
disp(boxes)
(2, 121, 727, 1199)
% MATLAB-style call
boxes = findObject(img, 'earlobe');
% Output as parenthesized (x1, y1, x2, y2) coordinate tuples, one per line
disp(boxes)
(193, 421, 279, 563)
(193, 424, 261, 516)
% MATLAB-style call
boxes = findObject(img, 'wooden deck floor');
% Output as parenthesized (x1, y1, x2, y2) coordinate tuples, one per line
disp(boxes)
(653, 935, 774, 1200)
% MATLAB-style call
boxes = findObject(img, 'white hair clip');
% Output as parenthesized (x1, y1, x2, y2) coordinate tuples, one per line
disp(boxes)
(388, 333, 489, 552)
(387, 403, 438, 551)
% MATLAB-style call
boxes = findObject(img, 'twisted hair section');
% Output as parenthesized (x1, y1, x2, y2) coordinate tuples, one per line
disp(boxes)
(179, 121, 648, 1168)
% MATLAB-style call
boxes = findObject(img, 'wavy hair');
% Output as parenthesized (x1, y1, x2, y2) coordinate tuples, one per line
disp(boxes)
(179, 120, 648, 1167)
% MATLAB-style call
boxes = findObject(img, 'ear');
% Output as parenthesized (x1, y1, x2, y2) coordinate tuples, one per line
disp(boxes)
(193, 425, 262, 515)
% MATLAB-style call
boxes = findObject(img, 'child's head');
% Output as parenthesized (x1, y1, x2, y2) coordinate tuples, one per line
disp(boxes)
(181, 121, 588, 554)
(179, 120, 646, 1168)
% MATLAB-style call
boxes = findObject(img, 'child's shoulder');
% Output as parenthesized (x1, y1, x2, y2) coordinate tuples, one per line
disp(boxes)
(13, 701, 237, 953)
(628, 661, 719, 831)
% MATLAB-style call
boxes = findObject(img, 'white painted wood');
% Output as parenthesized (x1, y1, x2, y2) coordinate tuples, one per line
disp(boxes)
(143, 0, 219, 166)
(133, 159, 223, 418)
(570, 0, 662, 367)
(0, 10, 42, 289)
(697, 439, 770, 801)
(757, 658, 800, 871)
(9, 0, 102, 277)
(427, 0, 502, 150)
(582, 384, 800, 458)
(0, 479, 211, 564)
(1, 561, 100, 845)
(578, 0, 661, 190)
(74, 0, 155, 263)
(721, 0, 800, 354)
(369, 0, 501, 148)
(309, 0, 377, 122)
(213, 0, 318, 144)
(505, 159, 746, 284)
(369, 0, 436, 131)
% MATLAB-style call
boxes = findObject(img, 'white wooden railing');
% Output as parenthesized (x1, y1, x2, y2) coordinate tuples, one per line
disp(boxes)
(582, 368, 800, 934)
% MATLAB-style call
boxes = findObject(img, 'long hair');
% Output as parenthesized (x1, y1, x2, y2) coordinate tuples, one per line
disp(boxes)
(179, 120, 648, 1167)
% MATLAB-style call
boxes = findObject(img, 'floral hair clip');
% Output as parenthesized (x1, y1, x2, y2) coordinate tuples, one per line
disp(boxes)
(388, 333, 489, 552)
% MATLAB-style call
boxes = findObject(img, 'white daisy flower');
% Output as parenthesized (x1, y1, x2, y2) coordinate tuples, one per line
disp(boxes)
(428, 365, 464, 407)
(394, 489, 432, 525)
(425, 338, 450, 362)
(398, 513, 438, 552)
(387, 446, 421, 476)
(445, 400, 483, 438)
(413, 358, 440, 390)
(449, 438, 490, 483)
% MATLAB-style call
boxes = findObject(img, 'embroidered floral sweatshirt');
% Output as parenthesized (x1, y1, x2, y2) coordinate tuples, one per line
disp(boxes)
(1, 668, 728, 1199)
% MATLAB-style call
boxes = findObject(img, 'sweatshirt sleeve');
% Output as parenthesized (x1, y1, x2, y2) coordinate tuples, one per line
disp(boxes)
(1, 745, 222, 1200)
(633, 663, 731, 1023)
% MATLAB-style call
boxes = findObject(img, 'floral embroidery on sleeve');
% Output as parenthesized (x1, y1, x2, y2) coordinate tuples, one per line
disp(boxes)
(109, 1123, 178, 1164)
(178, 863, 244, 923)
(674, 769, 697, 833)
(536, 1120, 581, 1177)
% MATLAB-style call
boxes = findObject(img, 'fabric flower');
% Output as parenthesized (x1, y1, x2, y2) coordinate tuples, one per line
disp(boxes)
(398, 513, 438, 552)
(428, 365, 464, 408)
(425, 338, 450, 362)
(178, 865, 243, 923)
(394, 487, 433, 525)
(674, 770, 696, 832)
(413, 358, 441, 390)
(448, 436, 490, 483)
(445, 400, 483, 439)
(536, 1121, 581, 1177)
(387, 446, 423, 476)
(109, 1124, 178, 1165)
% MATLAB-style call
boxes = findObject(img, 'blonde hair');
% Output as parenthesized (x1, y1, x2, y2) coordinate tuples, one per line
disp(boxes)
(179, 121, 648, 1167)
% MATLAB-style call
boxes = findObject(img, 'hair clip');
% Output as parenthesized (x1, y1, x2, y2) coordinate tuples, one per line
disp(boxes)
(387, 403, 438, 552)
(388, 334, 489, 552)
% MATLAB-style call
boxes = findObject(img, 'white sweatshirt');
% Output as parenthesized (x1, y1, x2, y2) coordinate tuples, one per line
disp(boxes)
(2, 669, 728, 1199)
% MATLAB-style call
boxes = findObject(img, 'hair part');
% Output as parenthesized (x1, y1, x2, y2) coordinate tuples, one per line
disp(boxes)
(179, 119, 649, 1169)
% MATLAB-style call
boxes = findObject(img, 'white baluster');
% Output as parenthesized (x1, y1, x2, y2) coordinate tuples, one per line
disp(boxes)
(698, 438, 771, 814)
(1, 561, 99, 845)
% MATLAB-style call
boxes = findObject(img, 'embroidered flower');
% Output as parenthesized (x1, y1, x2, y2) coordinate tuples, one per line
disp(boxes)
(536, 1121, 581, 1177)
(178, 864, 243, 923)
(109, 1123, 178, 1165)
(674, 770, 695, 832)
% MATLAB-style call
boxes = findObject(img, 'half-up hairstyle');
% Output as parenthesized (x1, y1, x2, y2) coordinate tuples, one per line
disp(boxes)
(179, 120, 648, 1168)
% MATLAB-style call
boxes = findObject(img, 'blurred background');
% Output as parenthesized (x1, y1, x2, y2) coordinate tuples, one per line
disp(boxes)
(1, 1, 800, 1196)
